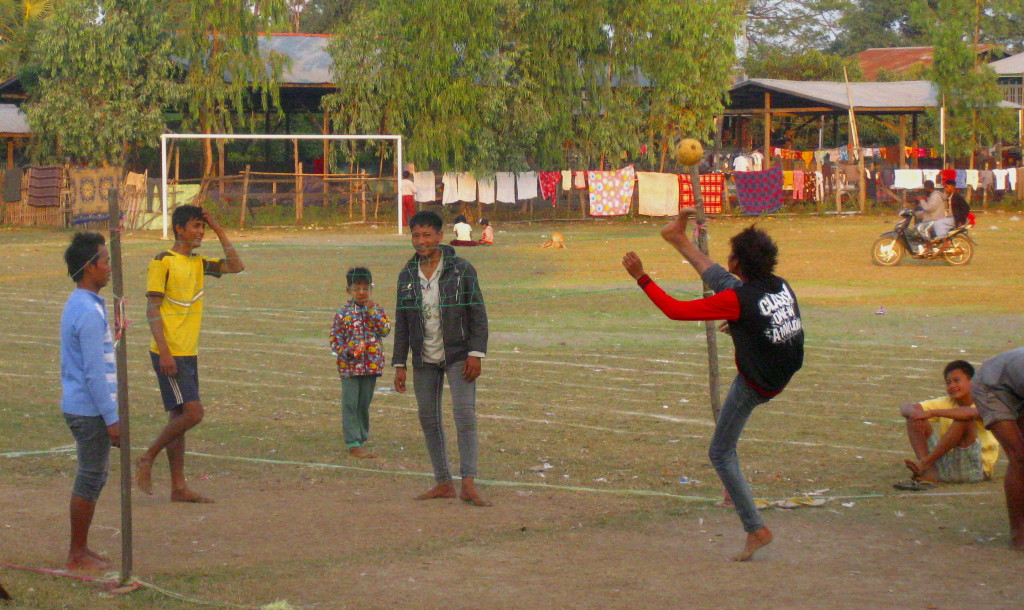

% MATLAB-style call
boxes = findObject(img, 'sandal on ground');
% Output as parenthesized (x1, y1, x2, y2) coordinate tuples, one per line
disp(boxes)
(893, 479, 937, 491)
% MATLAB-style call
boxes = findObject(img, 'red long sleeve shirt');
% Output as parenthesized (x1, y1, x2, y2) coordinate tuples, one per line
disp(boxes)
(636, 274, 740, 321)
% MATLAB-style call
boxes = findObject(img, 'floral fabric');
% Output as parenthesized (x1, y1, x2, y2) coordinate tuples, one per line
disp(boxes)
(329, 300, 391, 378)
(587, 165, 635, 216)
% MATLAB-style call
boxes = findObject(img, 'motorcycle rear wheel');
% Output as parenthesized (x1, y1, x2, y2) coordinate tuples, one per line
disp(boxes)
(871, 236, 904, 266)
(942, 235, 974, 265)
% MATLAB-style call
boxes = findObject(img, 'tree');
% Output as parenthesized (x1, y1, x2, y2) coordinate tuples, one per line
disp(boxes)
(0, 0, 54, 76)
(325, 0, 743, 173)
(24, 0, 178, 166)
(169, 0, 290, 178)
(927, 0, 1014, 159)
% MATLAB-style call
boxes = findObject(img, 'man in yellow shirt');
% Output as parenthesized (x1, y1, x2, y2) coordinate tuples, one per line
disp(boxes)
(896, 360, 999, 490)
(136, 205, 244, 502)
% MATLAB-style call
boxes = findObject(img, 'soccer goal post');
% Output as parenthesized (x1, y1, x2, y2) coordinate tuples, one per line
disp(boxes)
(159, 133, 404, 238)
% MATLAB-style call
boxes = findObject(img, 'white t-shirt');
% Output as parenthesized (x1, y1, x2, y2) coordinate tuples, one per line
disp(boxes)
(733, 155, 751, 172)
(402, 178, 416, 196)
(454, 222, 473, 241)
(418, 259, 445, 364)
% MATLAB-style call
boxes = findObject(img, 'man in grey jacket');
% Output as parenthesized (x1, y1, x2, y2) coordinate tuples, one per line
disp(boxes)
(393, 210, 491, 506)
(912, 180, 948, 247)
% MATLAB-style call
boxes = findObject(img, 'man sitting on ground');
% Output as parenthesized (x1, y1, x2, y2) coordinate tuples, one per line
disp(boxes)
(895, 360, 1000, 490)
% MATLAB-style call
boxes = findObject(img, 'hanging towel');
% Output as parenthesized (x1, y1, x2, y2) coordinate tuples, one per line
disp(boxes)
(495, 172, 516, 203)
(733, 166, 783, 215)
(27, 165, 62, 208)
(441, 172, 458, 204)
(782, 171, 794, 191)
(954, 169, 967, 189)
(515, 171, 538, 200)
(561, 170, 572, 191)
(456, 172, 477, 202)
(413, 171, 436, 202)
(477, 176, 496, 204)
(3, 167, 21, 202)
(921, 169, 940, 186)
(893, 169, 924, 190)
(539, 171, 560, 205)
(814, 171, 824, 202)
(636, 171, 679, 216)
(793, 170, 805, 200)
(678, 173, 724, 214)
(965, 169, 980, 189)
(1012, 167, 1021, 193)
(939, 168, 956, 185)
(573, 171, 586, 189)
(587, 165, 635, 216)
(992, 169, 1009, 190)
(980, 170, 994, 190)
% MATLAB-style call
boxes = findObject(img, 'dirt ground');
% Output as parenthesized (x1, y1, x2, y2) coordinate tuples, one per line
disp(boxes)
(3, 215, 1024, 608)
(2, 464, 1024, 609)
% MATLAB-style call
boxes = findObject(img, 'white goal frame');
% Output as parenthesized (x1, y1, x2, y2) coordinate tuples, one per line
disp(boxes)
(160, 133, 404, 238)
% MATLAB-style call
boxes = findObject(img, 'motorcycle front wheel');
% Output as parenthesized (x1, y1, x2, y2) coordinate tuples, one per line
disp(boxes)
(942, 235, 974, 265)
(871, 236, 904, 266)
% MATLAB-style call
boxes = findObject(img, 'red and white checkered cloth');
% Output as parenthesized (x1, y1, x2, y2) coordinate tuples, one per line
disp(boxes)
(678, 173, 724, 214)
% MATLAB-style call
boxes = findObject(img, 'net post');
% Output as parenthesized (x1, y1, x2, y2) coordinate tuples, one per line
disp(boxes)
(689, 164, 722, 420)
(107, 187, 133, 584)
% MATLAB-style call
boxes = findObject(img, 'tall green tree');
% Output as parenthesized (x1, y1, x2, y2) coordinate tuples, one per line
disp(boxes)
(24, 0, 178, 165)
(926, 0, 1014, 158)
(170, 0, 290, 177)
(0, 0, 54, 76)
(325, 0, 742, 173)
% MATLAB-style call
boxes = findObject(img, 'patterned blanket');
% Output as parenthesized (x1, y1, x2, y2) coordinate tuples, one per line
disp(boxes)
(678, 173, 724, 214)
(70, 167, 121, 224)
(27, 166, 62, 208)
(587, 165, 635, 216)
(733, 166, 783, 215)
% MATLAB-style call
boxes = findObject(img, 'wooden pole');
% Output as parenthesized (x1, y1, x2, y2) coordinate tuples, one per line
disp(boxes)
(763, 92, 772, 163)
(360, 170, 366, 221)
(239, 165, 251, 228)
(688, 163, 721, 420)
(106, 188, 133, 585)
(293, 139, 303, 222)
(6, 140, 13, 169)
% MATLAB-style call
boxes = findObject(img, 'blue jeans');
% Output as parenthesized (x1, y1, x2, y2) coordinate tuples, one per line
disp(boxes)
(709, 376, 771, 533)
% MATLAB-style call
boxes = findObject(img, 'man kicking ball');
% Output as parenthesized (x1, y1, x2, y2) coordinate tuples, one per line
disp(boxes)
(622, 209, 804, 561)
(136, 205, 244, 502)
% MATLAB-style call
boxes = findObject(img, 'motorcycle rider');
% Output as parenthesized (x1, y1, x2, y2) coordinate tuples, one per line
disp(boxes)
(911, 180, 947, 251)
(935, 179, 970, 237)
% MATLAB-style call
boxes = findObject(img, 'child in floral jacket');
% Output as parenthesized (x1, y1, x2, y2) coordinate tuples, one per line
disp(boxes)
(329, 267, 391, 457)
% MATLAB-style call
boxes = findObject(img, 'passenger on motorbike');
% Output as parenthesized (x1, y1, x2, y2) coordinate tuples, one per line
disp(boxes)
(936, 179, 970, 236)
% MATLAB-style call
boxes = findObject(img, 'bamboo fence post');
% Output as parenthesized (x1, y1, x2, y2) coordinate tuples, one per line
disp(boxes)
(239, 165, 251, 227)
(107, 188, 133, 585)
(360, 170, 367, 221)
(293, 139, 303, 222)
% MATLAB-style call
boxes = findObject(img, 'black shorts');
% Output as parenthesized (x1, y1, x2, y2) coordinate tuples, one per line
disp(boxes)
(150, 352, 200, 411)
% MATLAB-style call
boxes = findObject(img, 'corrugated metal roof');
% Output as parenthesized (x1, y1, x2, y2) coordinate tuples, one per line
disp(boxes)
(853, 45, 1000, 80)
(0, 103, 29, 134)
(729, 79, 1021, 111)
(990, 51, 1024, 76)
(258, 33, 334, 86)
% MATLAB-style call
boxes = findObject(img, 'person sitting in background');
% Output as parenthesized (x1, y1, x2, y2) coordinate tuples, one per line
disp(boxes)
(895, 360, 999, 491)
(477, 219, 493, 246)
(450, 214, 477, 247)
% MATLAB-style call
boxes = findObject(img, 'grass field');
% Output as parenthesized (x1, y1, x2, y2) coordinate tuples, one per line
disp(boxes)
(2, 210, 1024, 608)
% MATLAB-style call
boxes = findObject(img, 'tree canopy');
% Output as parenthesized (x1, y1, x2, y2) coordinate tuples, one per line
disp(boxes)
(324, 0, 744, 173)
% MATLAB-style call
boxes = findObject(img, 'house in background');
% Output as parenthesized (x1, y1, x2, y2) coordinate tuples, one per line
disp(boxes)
(851, 45, 1006, 80)
(990, 52, 1024, 106)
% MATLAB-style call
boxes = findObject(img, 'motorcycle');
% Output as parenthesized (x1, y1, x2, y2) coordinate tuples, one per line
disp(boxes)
(871, 209, 974, 266)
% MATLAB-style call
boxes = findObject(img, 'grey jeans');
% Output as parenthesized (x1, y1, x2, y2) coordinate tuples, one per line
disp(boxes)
(709, 376, 772, 533)
(413, 360, 478, 482)
(64, 414, 111, 503)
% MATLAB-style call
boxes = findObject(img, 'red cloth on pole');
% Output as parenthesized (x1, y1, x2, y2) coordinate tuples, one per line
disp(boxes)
(678, 173, 724, 214)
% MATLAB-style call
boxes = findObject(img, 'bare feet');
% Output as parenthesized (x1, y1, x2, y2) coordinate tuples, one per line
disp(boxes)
(415, 481, 457, 501)
(135, 456, 153, 495)
(904, 458, 939, 483)
(732, 527, 773, 562)
(459, 478, 493, 507)
(348, 446, 379, 459)
(171, 489, 214, 503)
(66, 549, 110, 571)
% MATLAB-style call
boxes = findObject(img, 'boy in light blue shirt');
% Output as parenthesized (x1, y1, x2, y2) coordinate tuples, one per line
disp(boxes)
(60, 232, 121, 571)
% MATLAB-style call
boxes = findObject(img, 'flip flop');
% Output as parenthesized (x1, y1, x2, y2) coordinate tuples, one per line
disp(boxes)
(754, 499, 772, 510)
(893, 479, 937, 491)
(776, 495, 827, 509)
